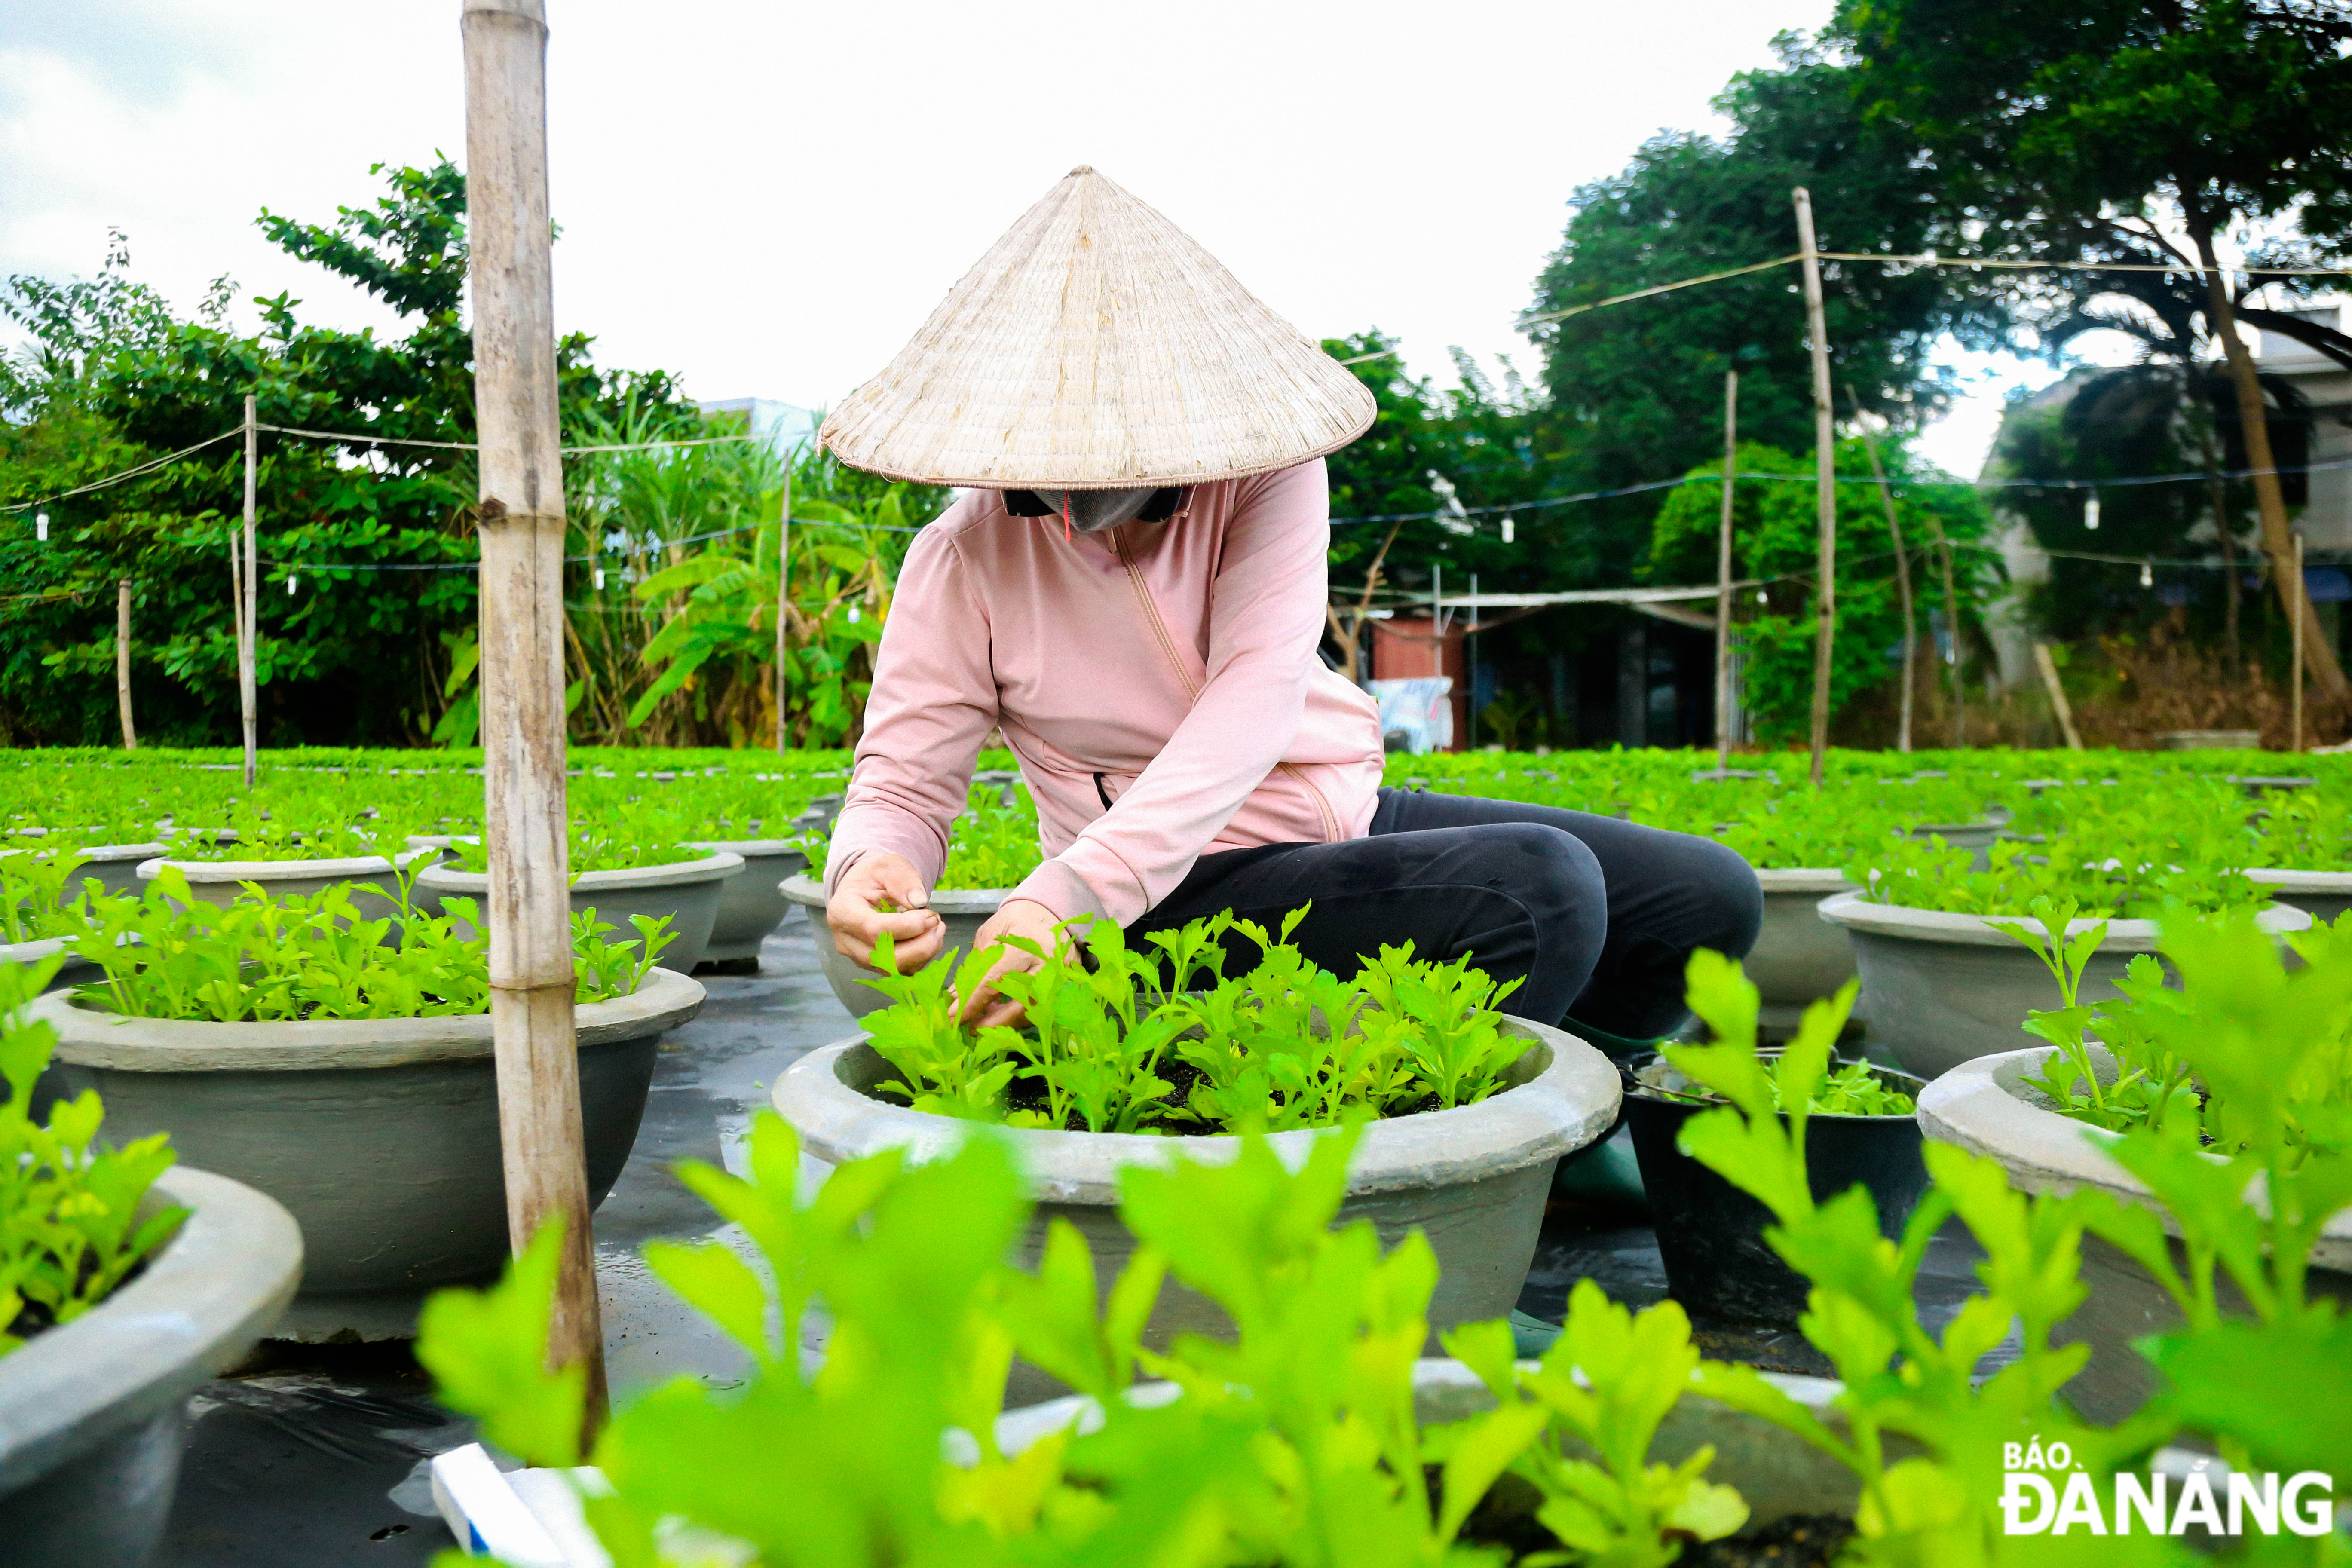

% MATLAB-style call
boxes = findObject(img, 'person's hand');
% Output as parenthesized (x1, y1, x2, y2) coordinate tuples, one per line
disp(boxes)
(956, 897, 1065, 1029)
(824, 852, 945, 973)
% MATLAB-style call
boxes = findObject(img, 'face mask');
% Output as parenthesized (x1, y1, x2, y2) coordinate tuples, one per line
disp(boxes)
(1032, 487, 1157, 533)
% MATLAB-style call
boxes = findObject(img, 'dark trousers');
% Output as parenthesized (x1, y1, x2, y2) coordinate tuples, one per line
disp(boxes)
(1130, 786, 1763, 1041)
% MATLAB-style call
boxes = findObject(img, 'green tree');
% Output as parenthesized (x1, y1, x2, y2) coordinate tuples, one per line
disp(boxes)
(1985, 365, 2314, 653)
(1831, 0, 2352, 704)
(1525, 33, 2010, 585)
(1648, 439, 1996, 740)
(0, 160, 697, 746)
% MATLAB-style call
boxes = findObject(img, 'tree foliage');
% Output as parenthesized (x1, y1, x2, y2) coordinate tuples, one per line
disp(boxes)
(1525, 33, 2009, 584)
(0, 160, 698, 747)
(1648, 439, 1996, 739)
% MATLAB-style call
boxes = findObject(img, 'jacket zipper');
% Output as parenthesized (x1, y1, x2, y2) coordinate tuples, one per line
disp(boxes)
(1109, 530, 1342, 842)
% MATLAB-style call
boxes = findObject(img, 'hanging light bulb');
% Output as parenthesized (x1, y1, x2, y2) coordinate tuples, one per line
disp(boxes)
(847, 605, 861, 624)
(1500, 513, 1516, 544)
(34, 511, 48, 542)
(2084, 494, 2101, 532)
(288, 575, 299, 595)
(593, 565, 606, 591)
(2140, 560, 2153, 588)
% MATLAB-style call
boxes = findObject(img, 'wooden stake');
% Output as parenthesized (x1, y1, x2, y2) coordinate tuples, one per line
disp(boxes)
(2293, 531, 2306, 753)
(1793, 188, 1836, 786)
(1714, 371, 1739, 769)
(773, 467, 791, 753)
(240, 394, 259, 787)
(116, 579, 137, 751)
(462, 0, 606, 1438)
(2033, 642, 2082, 750)
(2194, 228, 2350, 704)
(1853, 402, 1915, 754)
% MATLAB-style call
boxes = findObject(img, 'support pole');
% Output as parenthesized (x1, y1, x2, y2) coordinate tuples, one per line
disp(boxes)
(2293, 532, 2306, 753)
(462, 0, 606, 1439)
(240, 395, 259, 787)
(116, 579, 138, 751)
(774, 469, 791, 753)
(2195, 228, 2350, 705)
(2033, 643, 2083, 750)
(1854, 404, 1915, 754)
(1714, 371, 1739, 769)
(1793, 188, 1837, 786)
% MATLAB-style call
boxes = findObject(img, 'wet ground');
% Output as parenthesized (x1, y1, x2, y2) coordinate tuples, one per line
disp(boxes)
(156, 919, 1989, 1565)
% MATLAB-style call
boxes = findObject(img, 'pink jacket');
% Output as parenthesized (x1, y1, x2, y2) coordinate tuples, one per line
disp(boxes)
(826, 459, 1384, 927)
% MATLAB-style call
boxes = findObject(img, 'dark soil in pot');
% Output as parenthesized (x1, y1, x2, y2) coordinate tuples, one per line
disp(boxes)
(1623, 1050, 1928, 1330)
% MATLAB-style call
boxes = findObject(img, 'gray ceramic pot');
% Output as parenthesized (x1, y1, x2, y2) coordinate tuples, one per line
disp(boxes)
(998, 1359, 1860, 1534)
(1746, 870, 1859, 1036)
(0, 1165, 301, 1568)
(780, 873, 1003, 1018)
(1, 936, 101, 994)
(1816, 893, 2312, 1081)
(32, 968, 704, 1341)
(1917, 1045, 2352, 1424)
(2156, 730, 2260, 750)
(416, 852, 744, 973)
(39, 842, 168, 901)
(686, 839, 808, 967)
(2242, 867, 2352, 924)
(135, 848, 435, 924)
(775, 1019, 1618, 1403)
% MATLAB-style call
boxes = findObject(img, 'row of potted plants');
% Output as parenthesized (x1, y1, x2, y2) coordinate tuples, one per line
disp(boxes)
(404, 903, 2352, 1567)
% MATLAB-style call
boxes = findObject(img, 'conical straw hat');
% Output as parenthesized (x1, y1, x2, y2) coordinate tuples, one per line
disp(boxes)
(818, 167, 1376, 489)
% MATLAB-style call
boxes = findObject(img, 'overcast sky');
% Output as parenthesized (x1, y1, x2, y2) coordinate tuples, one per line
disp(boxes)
(3, 0, 2091, 481)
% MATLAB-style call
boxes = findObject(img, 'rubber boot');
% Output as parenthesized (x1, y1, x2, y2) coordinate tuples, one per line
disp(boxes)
(1546, 1018, 1664, 1212)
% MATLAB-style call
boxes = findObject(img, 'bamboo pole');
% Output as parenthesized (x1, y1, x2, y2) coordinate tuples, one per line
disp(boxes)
(774, 469, 791, 753)
(240, 394, 259, 787)
(2194, 229, 2350, 704)
(2033, 643, 2083, 750)
(116, 579, 137, 750)
(1714, 371, 1739, 769)
(1854, 406, 1916, 753)
(2293, 532, 2306, 753)
(1793, 188, 1836, 786)
(462, 0, 606, 1438)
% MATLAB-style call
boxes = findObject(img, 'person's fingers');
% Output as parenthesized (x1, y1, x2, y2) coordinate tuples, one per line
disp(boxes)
(968, 994, 1027, 1031)
(827, 899, 941, 968)
(870, 857, 930, 912)
(862, 920, 945, 973)
(955, 944, 1041, 1026)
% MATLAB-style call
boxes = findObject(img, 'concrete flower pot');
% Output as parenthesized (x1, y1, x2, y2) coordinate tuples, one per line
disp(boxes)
(11, 839, 170, 902)
(1917, 1045, 2352, 1424)
(32, 968, 704, 1341)
(775, 1018, 1618, 1401)
(780, 873, 1004, 1019)
(2157, 730, 2260, 750)
(135, 847, 435, 924)
(2242, 867, 2352, 923)
(686, 839, 808, 969)
(1816, 893, 2312, 1081)
(1, 936, 100, 994)
(999, 1359, 1861, 1535)
(1746, 871, 1859, 1036)
(0, 1165, 301, 1568)
(416, 852, 744, 973)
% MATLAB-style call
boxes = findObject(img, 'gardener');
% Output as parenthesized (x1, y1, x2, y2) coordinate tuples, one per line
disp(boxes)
(818, 167, 1760, 1049)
